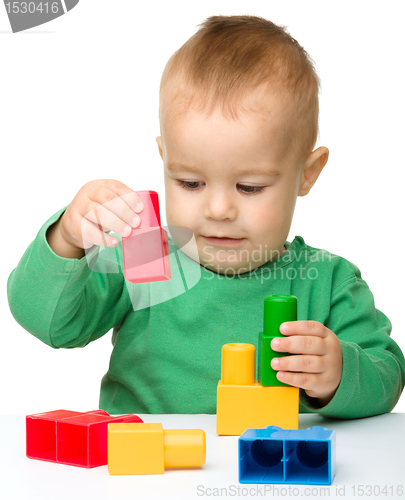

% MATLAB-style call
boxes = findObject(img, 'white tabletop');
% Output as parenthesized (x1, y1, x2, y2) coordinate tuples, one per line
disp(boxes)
(1, 413, 404, 500)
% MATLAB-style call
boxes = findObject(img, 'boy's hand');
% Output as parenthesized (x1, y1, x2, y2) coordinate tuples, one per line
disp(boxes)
(47, 179, 144, 259)
(270, 321, 343, 406)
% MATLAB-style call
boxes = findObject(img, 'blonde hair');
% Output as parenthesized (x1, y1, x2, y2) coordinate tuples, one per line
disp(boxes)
(159, 15, 321, 163)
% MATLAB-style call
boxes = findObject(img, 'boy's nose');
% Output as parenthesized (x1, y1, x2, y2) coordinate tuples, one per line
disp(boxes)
(204, 193, 237, 221)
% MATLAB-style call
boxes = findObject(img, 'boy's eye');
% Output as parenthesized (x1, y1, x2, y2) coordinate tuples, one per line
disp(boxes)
(176, 180, 265, 195)
(177, 181, 202, 190)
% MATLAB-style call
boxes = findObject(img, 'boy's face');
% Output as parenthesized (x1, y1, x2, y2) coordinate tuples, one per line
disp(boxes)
(157, 96, 325, 275)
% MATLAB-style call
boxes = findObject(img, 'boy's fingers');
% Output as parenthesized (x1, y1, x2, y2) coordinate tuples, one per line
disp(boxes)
(86, 188, 141, 227)
(271, 354, 324, 373)
(276, 370, 318, 391)
(80, 217, 119, 248)
(103, 193, 144, 225)
(83, 201, 140, 237)
(271, 335, 326, 355)
(89, 180, 144, 214)
(280, 320, 328, 338)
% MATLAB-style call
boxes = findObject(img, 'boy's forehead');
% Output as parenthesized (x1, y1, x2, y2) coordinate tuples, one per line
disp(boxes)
(161, 85, 293, 126)
(160, 95, 298, 167)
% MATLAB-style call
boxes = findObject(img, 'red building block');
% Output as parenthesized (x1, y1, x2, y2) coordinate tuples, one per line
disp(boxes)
(122, 190, 171, 284)
(26, 409, 143, 468)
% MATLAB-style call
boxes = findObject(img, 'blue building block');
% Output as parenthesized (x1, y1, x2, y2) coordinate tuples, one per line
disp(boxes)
(239, 426, 336, 485)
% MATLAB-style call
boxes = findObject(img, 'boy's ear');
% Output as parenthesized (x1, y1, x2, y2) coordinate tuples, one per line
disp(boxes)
(298, 146, 329, 197)
(156, 136, 163, 159)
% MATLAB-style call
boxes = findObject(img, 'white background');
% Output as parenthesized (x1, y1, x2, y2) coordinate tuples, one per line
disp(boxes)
(1, 1, 404, 415)
(2, 413, 405, 500)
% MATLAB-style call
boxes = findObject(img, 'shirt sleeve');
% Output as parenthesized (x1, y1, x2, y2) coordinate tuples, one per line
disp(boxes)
(300, 268, 405, 419)
(7, 207, 131, 349)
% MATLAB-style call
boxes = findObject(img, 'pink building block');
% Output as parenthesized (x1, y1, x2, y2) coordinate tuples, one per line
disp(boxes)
(122, 190, 171, 284)
(26, 409, 143, 468)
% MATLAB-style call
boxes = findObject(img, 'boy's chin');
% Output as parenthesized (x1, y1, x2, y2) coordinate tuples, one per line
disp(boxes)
(200, 260, 255, 276)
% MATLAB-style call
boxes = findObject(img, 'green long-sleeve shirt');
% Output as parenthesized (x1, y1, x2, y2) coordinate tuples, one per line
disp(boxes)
(7, 207, 405, 418)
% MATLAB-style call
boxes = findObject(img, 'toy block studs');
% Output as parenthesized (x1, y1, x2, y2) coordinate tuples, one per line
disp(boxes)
(122, 190, 171, 284)
(216, 344, 299, 435)
(239, 426, 336, 485)
(258, 295, 298, 387)
(222, 343, 256, 386)
(107, 423, 206, 475)
(26, 409, 143, 468)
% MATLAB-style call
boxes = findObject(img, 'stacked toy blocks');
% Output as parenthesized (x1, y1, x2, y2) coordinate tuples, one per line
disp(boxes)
(121, 190, 171, 284)
(239, 425, 336, 485)
(258, 295, 297, 387)
(216, 344, 299, 435)
(108, 422, 206, 475)
(26, 409, 143, 468)
(216, 295, 299, 436)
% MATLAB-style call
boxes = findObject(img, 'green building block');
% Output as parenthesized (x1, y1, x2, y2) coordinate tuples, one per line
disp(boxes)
(258, 295, 298, 387)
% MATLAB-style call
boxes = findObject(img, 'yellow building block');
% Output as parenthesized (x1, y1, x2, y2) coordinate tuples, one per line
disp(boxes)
(217, 382, 299, 435)
(163, 429, 206, 468)
(108, 422, 206, 475)
(216, 343, 299, 436)
(108, 423, 165, 475)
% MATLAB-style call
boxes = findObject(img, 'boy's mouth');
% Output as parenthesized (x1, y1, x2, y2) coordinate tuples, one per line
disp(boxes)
(203, 236, 245, 246)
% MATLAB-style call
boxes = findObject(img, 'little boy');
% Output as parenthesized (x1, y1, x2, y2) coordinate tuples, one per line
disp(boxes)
(8, 15, 405, 417)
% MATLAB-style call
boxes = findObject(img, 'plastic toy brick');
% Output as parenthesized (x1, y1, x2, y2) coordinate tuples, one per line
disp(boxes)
(122, 190, 171, 284)
(239, 425, 336, 485)
(258, 295, 298, 387)
(216, 343, 299, 435)
(26, 409, 143, 468)
(107, 422, 206, 475)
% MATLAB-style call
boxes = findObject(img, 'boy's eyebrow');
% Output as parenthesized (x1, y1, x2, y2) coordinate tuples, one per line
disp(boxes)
(167, 162, 281, 177)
